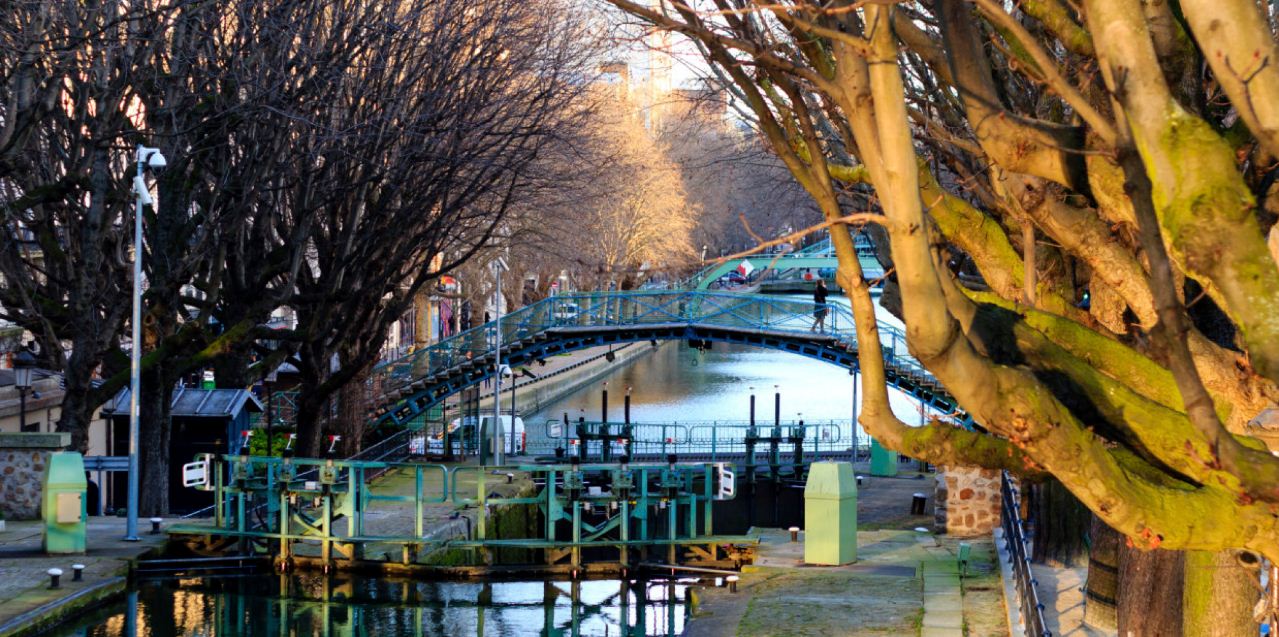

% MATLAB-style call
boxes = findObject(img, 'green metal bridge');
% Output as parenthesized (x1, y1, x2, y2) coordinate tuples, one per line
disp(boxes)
(682, 234, 880, 290)
(371, 290, 961, 430)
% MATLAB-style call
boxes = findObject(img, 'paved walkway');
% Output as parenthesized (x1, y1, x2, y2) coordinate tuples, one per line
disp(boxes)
(0, 517, 167, 637)
(1032, 561, 1113, 637)
(921, 554, 963, 637)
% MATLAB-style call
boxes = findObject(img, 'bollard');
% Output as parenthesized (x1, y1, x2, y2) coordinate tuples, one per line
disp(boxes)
(150, 517, 163, 534)
(47, 568, 62, 589)
(727, 575, 739, 593)
(856, 475, 864, 487)
(911, 493, 927, 516)
(789, 526, 800, 543)
(72, 564, 84, 581)
(505, 473, 514, 484)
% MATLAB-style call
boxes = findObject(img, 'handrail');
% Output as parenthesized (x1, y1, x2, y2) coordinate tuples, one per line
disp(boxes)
(1001, 471, 1052, 637)
(365, 289, 964, 431)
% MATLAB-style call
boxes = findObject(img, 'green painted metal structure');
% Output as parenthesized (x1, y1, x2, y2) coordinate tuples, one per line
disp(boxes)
(692, 253, 881, 290)
(370, 290, 967, 431)
(802, 462, 857, 565)
(869, 438, 899, 477)
(42, 451, 87, 554)
(169, 455, 752, 571)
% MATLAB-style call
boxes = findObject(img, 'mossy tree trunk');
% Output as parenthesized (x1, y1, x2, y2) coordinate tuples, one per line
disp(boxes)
(1117, 545, 1184, 636)
(1030, 479, 1089, 567)
(1083, 517, 1119, 631)
(1181, 550, 1257, 637)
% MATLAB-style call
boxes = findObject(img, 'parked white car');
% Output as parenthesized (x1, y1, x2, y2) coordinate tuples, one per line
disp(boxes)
(426, 415, 525, 456)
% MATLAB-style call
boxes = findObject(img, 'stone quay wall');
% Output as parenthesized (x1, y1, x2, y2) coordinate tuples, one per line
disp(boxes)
(0, 432, 70, 520)
(933, 465, 1002, 537)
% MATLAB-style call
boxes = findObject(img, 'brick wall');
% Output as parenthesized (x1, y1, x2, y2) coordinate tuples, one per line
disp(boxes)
(933, 465, 1002, 537)
(0, 432, 69, 520)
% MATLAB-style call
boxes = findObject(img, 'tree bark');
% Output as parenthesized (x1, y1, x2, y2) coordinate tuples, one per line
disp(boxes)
(1117, 544, 1184, 636)
(139, 366, 172, 516)
(1030, 479, 1089, 567)
(295, 387, 328, 458)
(1084, 517, 1120, 631)
(1181, 550, 1258, 637)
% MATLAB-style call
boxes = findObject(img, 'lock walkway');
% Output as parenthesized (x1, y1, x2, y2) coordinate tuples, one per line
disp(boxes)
(682, 471, 1010, 637)
(0, 517, 168, 637)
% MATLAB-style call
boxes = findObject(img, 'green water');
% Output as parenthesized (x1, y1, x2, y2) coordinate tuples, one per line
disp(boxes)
(51, 575, 690, 637)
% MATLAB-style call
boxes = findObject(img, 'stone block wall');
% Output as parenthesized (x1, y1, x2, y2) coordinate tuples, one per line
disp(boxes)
(0, 432, 70, 520)
(933, 466, 1002, 537)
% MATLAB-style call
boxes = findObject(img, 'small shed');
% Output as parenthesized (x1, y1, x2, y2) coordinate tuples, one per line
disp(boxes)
(103, 388, 262, 514)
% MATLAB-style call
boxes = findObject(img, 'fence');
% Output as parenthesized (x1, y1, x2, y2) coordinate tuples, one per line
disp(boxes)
(1000, 471, 1052, 637)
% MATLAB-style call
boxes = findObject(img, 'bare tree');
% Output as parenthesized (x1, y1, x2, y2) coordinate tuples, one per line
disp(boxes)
(607, 1, 1279, 632)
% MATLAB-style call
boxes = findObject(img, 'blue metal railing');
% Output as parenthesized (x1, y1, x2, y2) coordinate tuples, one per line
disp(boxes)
(1001, 471, 1052, 637)
(375, 290, 895, 379)
(369, 290, 954, 426)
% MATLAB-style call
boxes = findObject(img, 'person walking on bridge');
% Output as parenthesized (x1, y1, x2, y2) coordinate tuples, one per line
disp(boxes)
(811, 279, 829, 333)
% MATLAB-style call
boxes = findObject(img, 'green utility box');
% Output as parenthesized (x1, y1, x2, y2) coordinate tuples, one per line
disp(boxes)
(869, 438, 898, 477)
(803, 461, 857, 565)
(42, 452, 87, 554)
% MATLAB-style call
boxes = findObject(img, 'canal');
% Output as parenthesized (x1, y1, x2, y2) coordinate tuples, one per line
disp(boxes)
(51, 575, 693, 636)
(528, 295, 926, 449)
(52, 294, 924, 637)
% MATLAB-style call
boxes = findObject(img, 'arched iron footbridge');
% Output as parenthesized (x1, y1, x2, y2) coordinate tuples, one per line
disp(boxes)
(371, 291, 961, 428)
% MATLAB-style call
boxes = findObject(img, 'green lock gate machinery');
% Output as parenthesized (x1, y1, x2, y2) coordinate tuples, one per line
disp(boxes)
(169, 454, 754, 574)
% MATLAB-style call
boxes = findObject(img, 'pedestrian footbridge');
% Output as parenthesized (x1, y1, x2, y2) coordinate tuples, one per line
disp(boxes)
(371, 291, 959, 427)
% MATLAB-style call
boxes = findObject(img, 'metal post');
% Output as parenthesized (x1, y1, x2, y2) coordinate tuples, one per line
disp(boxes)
(17, 388, 26, 432)
(492, 262, 504, 466)
(125, 149, 144, 542)
(265, 381, 273, 456)
(601, 382, 608, 424)
(852, 373, 859, 459)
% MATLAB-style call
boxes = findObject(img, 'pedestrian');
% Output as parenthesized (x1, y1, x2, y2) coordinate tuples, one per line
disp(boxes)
(812, 279, 829, 333)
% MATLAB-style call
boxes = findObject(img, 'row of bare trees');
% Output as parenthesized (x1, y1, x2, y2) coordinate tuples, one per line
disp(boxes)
(606, 0, 1279, 633)
(0, 0, 597, 513)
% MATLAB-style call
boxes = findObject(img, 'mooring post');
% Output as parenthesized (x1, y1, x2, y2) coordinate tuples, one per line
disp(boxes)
(747, 387, 757, 526)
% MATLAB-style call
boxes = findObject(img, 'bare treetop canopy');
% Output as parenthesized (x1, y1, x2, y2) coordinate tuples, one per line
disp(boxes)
(606, 0, 1279, 575)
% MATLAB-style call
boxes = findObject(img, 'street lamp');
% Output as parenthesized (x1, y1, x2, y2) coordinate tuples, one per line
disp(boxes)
(13, 349, 35, 432)
(126, 144, 167, 542)
(491, 257, 509, 466)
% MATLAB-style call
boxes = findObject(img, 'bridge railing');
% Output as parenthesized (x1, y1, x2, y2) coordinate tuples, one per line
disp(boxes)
(527, 419, 867, 463)
(372, 291, 860, 389)
(369, 290, 956, 426)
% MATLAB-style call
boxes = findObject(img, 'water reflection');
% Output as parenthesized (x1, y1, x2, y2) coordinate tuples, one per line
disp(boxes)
(530, 295, 924, 441)
(55, 575, 689, 637)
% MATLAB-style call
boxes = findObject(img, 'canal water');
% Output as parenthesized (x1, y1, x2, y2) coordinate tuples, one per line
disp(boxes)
(52, 294, 922, 637)
(527, 295, 926, 451)
(49, 575, 692, 637)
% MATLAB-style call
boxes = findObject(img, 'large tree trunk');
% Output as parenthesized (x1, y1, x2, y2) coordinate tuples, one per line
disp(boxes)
(1084, 517, 1120, 631)
(56, 381, 96, 453)
(1117, 545, 1184, 635)
(337, 366, 370, 456)
(139, 366, 173, 516)
(295, 387, 327, 458)
(1181, 550, 1258, 637)
(1030, 478, 1090, 567)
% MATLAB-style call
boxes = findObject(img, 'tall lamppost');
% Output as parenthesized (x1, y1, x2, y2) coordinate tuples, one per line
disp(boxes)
(491, 257, 508, 466)
(13, 349, 35, 432)
(126, 145, 167, 542)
